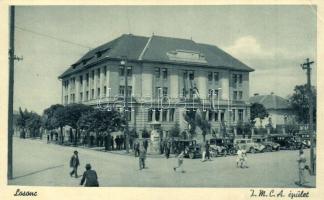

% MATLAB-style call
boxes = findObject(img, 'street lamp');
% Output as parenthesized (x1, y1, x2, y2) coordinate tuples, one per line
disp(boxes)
(120, 57, 130, 153)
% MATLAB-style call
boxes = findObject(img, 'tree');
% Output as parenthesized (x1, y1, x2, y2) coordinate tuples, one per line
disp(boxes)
(42, 104, 64, 130)
(77, 109, 126, 145)
(16, 108, 28, 138)
(289, 84, 316, 124)
(183, 109, 197, 137)
(250, 103, 269, 126)
(26, 112, 42, 138)
(64, 104, 93, 145)
(196, 114, 211, 142)
(169, 122, 181, 138)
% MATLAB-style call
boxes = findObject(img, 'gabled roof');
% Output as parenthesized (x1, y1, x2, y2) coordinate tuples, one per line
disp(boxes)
(249, 94, 291, 110)
(59, 34, 254, 79)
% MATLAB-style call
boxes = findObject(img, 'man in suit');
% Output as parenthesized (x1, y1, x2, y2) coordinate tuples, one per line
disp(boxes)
(80, 164, 99, 187)
(70, 150, 80, 178)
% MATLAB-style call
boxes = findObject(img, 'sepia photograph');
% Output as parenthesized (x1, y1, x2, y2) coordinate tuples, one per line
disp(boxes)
(5, 3, 319, 191)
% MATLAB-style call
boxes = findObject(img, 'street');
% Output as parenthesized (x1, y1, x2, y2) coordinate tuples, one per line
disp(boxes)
(9, 137, 315, 187)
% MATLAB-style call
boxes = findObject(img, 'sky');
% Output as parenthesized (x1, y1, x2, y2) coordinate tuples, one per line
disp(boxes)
(13, 5, 317, 114)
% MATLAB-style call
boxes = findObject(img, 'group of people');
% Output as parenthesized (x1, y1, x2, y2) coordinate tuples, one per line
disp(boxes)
(69, 151, 99, 187)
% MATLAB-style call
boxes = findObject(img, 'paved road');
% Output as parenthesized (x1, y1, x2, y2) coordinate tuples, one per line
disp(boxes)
(9, 138, 315, 187)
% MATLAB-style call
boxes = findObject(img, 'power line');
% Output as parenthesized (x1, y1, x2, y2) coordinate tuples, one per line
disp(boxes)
(15, 26, 92, 50)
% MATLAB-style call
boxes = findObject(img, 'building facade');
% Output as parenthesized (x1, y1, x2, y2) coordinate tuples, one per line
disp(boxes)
(59, 34, 254, 137)
(249, 93, 295, 128)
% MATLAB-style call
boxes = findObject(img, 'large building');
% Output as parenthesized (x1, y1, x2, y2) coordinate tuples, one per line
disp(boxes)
(59, 34, 254, 136)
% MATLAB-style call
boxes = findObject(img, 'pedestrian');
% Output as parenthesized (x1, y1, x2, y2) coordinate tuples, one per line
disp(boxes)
(236, 146, 243, 168)
(205, 141, 211, 161)
(115, 136, 119, 150)
(165, 142, 170, 159)
(143, 139, 148, 151)
(139, 144, 147, 170)
(70, 150, 80, 178)
(50, 131, 53, 141)
(134, 141, 140, 157)
(47, 134, 50, 144)
(173, 150, 185, 173)
(201, 142, 207, 162)
(241, 146, 248, 168)
(296, 149, 307, 186)
(80, 164, 99, 187)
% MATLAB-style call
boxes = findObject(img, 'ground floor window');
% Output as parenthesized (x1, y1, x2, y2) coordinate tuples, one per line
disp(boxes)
(162, 109, 168, 121)
(238, 109, 244, 121)
(169, 108, 175, 121)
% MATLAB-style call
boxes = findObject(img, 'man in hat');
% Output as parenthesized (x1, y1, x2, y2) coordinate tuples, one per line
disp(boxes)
(139, 144, 147, 170)
(70, 150, 80, 178)
(80, 164, 99, 187)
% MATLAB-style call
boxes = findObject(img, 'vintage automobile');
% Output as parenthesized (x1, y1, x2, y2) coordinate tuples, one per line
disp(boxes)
(172, 139, 201, 159)
(234, 138, 266, 153)
(252, 137, 280, 152)
(268, 134, 302, 150)
(209, 138, 235, 157)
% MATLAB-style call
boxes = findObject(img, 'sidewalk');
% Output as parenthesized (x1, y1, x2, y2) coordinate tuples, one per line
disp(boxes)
(20, 136, 169, 158)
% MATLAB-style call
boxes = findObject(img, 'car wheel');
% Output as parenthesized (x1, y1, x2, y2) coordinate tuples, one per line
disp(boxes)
(250, 147, 256, 154)
(189, 152, 195, 159)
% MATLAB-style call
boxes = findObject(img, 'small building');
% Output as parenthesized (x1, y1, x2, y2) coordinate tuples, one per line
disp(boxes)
(249, 93, 294, 128)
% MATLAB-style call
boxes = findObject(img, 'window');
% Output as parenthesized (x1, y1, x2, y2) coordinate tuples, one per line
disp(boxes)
(97, 68, 100, 77)
(238, 109, 244, 121)
(97, 88, 100, 98)
(238, 74, 243, 84)
(79, 75, 83, 86)
(183, 71, 188, 80)
(162, 87, 168, 96)
(233, 74, 237, 84)
(127, 111, 131, 121)
(119, 67, 125, 76)
(155, 109, 160, 121)
(119, 86, 125, 96)
(239, 91, 243, 100)
(162, 109, 168, 121)
(103, 86, 107, 97)
(214, 72, 219, 82)
(232, 109, 236, 121)
(127, 66, 132, 77)
(189, 71, 194, 80)
(127, 86, 132, 96)
(208, 110, 213, 121)
(104, 66, 107, 76)
(169, 108, 175, 121)
(86, 91, 89, 101)
(91, 89, 95, 99)
(182, 88, 187, 97)
(80, 92, 83, 101)
(214, 111, 218, 122)
(208, 72, 213, 81)
(148, 109, 153, 122)
(86, 73, 89, 86)
(162, 68, 168, 79)
(233, 91, 238, 100)
(91, 70, 95, 80)
(155, 67, 160, 78)
(221, 111, 225, 122)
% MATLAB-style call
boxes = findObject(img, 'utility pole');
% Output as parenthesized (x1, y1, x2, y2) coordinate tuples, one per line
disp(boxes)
(121, 57, 130, 153)
(8, 6, 23, 180)
(300, 58, 315, 175)
(8, 6, 15, 180)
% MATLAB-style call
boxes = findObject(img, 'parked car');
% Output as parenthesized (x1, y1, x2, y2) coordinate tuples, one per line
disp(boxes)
(234, 138, 265, 153)
(252, 137, 280, 152)
(172, 139, 201, 159)
(209, 138, 235, 156)
(268, 135, 300, 150)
